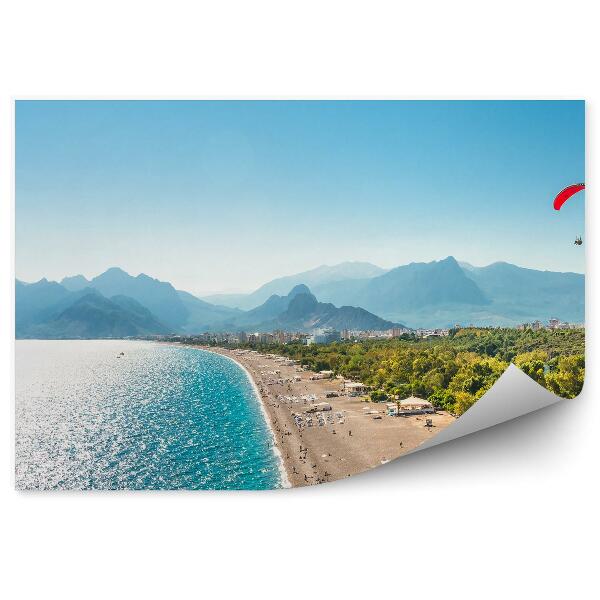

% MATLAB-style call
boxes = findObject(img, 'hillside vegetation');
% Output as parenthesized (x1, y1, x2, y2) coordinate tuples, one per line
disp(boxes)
(221, 328, 585, 414)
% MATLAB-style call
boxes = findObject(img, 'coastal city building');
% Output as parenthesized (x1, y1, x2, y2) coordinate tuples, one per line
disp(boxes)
(157, 317, 583, 349)
(391, 327, 411, 337)
(415, 328, 450, 338)
(517, 318, 583, 331)
(308, 328, 341, 344)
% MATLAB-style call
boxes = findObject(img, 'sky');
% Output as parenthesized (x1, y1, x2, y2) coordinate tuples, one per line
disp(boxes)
(16, 100, 585, 296)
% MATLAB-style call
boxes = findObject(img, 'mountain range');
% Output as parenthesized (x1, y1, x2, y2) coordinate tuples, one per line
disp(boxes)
(213, 284, 402, 332)
(15, 257, 584, 338)
(16, 268, 242, 339)
(203, 261, 387, 310)
(207, 256, 585, 327)
(15, 282, 170, 338)
(15, 271, 401, 338)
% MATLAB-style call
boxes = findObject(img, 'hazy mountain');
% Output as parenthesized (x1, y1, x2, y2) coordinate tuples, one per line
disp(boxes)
(231, 284, 312, 328)
(203, 257, 498, 326)
(18, 285, 108, 334)
(203, 262, 387, 309)
(17, 257, 584, 336)
(359, 256, 489, 310)
(176, 290, 242, 333)
(20, 293, 171, 339)
(303, 256, 583, 327)
(60, 274, 91, 291)
(86, 268, 243, 331)
(110, 295, 170, 332)
(17, 269, 247, 337)
(89, 267, 188, 329)
(226, 285, 403, 332)
(463, 262, 584, 325)
(16, 278, 74, 331)
(312, 257, 488, 319)
(200, 292, 249, 309)
(457, 261, 476, 272)
(276, 292, 401, 332)
(16, 279, 171, 339)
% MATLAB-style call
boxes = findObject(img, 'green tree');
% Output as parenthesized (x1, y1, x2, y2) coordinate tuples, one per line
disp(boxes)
(545, 355, 584, 399)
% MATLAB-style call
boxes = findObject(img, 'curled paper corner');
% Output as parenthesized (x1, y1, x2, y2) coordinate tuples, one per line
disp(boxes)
(411, 364, 563, 454)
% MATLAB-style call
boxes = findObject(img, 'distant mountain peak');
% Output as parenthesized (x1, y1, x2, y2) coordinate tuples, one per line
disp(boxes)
(60, 274, 91, 292)
(17, 268, 239, 338)
(438, 255, 460, 267)
(136, 272, 156, 282)
(288, 283, 312, 297)
(312, 260, 383, 272)
(97, 266, 130, 278)
(88, 267, 188, 329)
(442, 255, 458, 262)
(284, 291, 319, 318)
(208, 261, 388, 310)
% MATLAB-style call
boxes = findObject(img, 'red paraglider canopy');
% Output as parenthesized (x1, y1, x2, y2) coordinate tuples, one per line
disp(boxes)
(553, 183, 585, 210)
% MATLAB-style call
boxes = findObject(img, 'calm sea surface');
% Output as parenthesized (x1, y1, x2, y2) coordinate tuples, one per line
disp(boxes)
(16, 341, 283, 490)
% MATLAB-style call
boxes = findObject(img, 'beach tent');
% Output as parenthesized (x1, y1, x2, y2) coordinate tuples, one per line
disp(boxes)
(344, 382, 367, 396)
(392, 396, 435, 415)
(400, 396, 433, 409)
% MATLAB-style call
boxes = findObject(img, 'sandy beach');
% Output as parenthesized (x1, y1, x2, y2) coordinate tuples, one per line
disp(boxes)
(193, 345, 455, 487)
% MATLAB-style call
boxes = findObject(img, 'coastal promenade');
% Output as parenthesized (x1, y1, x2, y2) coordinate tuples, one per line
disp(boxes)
(202, 346, 455, 487)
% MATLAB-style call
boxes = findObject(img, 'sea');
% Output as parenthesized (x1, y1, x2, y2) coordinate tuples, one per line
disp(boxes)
(15, 340, 284, 490)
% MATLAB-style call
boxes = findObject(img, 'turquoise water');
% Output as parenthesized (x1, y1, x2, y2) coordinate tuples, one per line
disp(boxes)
(15, 341, 283, 490)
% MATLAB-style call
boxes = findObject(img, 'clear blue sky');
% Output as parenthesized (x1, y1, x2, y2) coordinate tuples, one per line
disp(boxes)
(16, 100, 585, 295)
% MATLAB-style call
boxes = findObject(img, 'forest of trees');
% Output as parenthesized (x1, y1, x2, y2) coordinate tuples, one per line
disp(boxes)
(222, 328, 584, 416)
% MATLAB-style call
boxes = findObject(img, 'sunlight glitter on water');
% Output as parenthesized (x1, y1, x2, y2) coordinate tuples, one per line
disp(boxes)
(16, 340, 282, 490)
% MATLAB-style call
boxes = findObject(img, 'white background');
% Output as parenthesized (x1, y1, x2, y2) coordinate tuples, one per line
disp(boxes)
(1, 2, 598, 599)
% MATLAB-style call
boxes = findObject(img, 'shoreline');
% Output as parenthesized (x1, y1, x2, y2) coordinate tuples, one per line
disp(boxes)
(176, 343, 455, 487)
(210, 349, 292, 489)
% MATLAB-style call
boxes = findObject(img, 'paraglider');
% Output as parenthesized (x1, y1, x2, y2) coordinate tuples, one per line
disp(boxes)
(553, 183, 585, 211)
(553, 183, 585, 245)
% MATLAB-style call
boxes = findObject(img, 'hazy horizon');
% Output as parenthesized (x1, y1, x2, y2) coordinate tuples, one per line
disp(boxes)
(16, 100, 585, 294)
